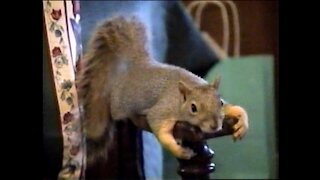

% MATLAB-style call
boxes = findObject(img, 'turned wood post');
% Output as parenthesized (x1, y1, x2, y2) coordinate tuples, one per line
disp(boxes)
(173, 117, 237, 180)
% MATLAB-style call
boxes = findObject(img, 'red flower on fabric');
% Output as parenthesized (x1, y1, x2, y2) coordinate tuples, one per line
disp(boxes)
(52, 47, 62, 57)
(63, 112, 74, 124)
(51, 9, 62, 21)
(70, 145, 80, 156)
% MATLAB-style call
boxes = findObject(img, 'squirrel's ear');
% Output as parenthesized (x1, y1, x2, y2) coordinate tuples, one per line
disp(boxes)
(211, 76, 221, 89)
(178, 81, 191, 100)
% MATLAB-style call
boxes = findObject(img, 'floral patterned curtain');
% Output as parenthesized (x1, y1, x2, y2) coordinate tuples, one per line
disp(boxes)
(43, 1, 85, 179)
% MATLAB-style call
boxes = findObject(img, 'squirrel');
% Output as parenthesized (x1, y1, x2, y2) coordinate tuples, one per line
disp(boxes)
(76, 16, 249, 165)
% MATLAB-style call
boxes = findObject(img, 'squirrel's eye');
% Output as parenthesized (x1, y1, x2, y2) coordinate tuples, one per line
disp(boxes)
(220, 99, 225, 106)
(191, 103, 197, 113)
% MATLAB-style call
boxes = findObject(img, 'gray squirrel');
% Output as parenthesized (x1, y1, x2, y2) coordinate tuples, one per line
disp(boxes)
(76, 16, 249, 165)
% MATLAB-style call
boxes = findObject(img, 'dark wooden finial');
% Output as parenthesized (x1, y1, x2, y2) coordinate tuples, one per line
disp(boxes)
(173, 117, 237, 180)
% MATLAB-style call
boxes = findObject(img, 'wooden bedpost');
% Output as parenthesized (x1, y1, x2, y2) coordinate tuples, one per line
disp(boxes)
(173, 117, 237, 180)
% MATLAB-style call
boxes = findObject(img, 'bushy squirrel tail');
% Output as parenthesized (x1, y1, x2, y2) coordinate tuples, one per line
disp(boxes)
(76, 16, 150, 164)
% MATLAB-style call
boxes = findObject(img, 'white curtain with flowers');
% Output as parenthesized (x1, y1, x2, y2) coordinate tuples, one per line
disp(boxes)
(43, 1, 85, 179)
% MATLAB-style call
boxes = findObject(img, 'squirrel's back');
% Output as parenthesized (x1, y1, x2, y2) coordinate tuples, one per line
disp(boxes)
(110, 62, 208, 121)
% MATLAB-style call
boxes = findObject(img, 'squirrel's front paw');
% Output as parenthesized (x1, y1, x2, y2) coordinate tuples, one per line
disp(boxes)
(173, 146, 196, 159)
(227, 106, 249, 141)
